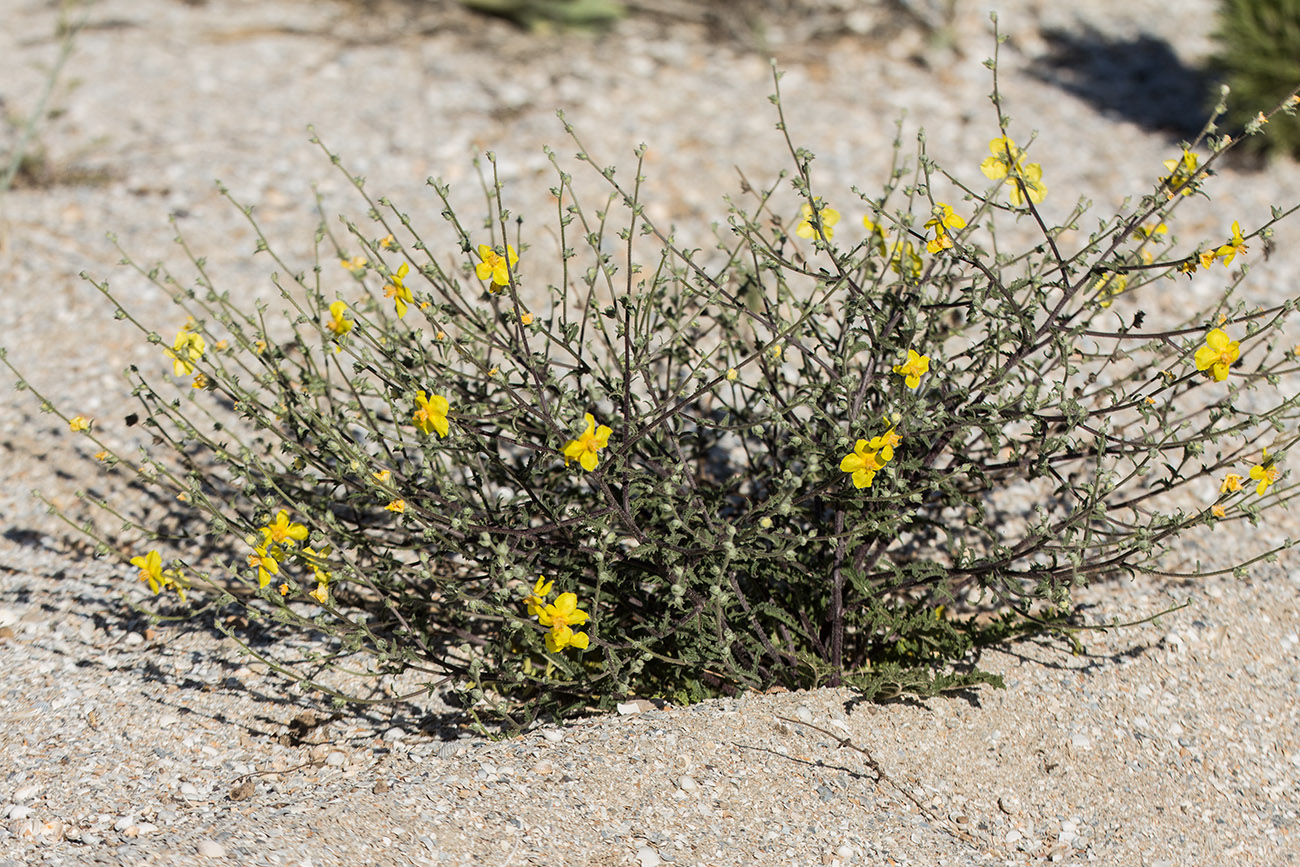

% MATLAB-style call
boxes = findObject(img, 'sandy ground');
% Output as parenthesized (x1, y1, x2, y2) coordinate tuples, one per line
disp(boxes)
(1, 0, 1299, 864)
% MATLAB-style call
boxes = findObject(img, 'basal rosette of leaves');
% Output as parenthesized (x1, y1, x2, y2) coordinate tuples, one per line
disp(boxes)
(7, 47, 1300, 728)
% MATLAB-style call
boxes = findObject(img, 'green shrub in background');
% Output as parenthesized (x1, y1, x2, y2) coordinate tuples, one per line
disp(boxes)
(458, 0, 625, 30)
(1212, 0, 1300, 159)
(7, 33, 1300, 730)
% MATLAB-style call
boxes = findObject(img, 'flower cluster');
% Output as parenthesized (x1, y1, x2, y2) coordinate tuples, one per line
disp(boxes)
(1217, 450, 1282, 520)
(840, 426, 902, 490)
(523, 577, 590, 652)
(234, 510, 333, 604)
(980, 136, 1047, 206)
(130, 550, 188, 601)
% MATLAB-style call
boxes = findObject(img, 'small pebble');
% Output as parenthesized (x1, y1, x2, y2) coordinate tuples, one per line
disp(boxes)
(179, 782, 199, 798)
(325, 751, 347, 767)
(678, 775, 698, 792)
(636, 845, 660, 867)
(795, 705, 814, 724)
(12, 784, 40, 802)
(124, 632, 144, 646)
(113, 814, 136, 832)
(197, 839, 226, 858)
(540, 729, 564, 744)
(9, 804, 32, 821)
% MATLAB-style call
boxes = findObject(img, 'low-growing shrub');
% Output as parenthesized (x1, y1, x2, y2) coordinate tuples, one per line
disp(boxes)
(7, 34, 1300, 729)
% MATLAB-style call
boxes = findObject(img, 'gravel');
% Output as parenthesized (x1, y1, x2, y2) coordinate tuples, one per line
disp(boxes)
(2, 0, 1300, 864)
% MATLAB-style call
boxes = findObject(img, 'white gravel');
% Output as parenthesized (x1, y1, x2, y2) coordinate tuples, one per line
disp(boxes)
(2, 0, 1300, 864)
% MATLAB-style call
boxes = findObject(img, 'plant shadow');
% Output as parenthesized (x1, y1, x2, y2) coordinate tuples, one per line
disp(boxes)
(1026, 25, 1212, 139)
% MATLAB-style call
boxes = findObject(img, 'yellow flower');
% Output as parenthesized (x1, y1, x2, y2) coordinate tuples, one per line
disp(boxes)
(1250, 450, 1280, 496)
(1138, 222, 1168, 239)
(373, 469, 391, 483)
(1005, 161, 1047, 206)
(1211, 504, 1227, 519)
(253, 340, 267, 355)
(924, 203, 965, 253)
(725, 367, 738, 381)
(278, 582, 291, 597)
(862, 215, 887, 255)
(379, 233, 398, 250)
(979, 136, 1022, 181)
(1214, 221, 1248, 266)
(545, 624, 590, 653)
(1194, 328, 1239, 382)
(129, 550, 187, 600)
(840, 440, 884, 489)
(68, 415, 92, 432)
(385, 262, 413, 318)
(1220, 473, 1244, 493)
(301, 545, 332, 585)
(191, 373, 210, 389)
(340, 256, 367, 273)
(893, 348, 930, 389)
(537, 592, 590, 652)
(889, 241, 923, 280)
(868, 428, 902, 463)
(385, 499, 406, 513)
(413, 391, 450, 438)
(165, 328, 206, 377)
(94, 450, 110, 462)
(261, 510, 309, 547)
(523, 576, 553, 618)
(1094, 272, 1129, 308)
(475, 244, 519, 289)
(795, 202, 840, 240)
(562, 413, 612, 472)
(980, 137, 1047, 205)
(520, 311, 534, 325)
(309, 583, 330, 605)
(326, 300, 354, 337)
(247, 544, 282, 588)
(926, 233, 953, 254)
(1160, 149, 1200, 197)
